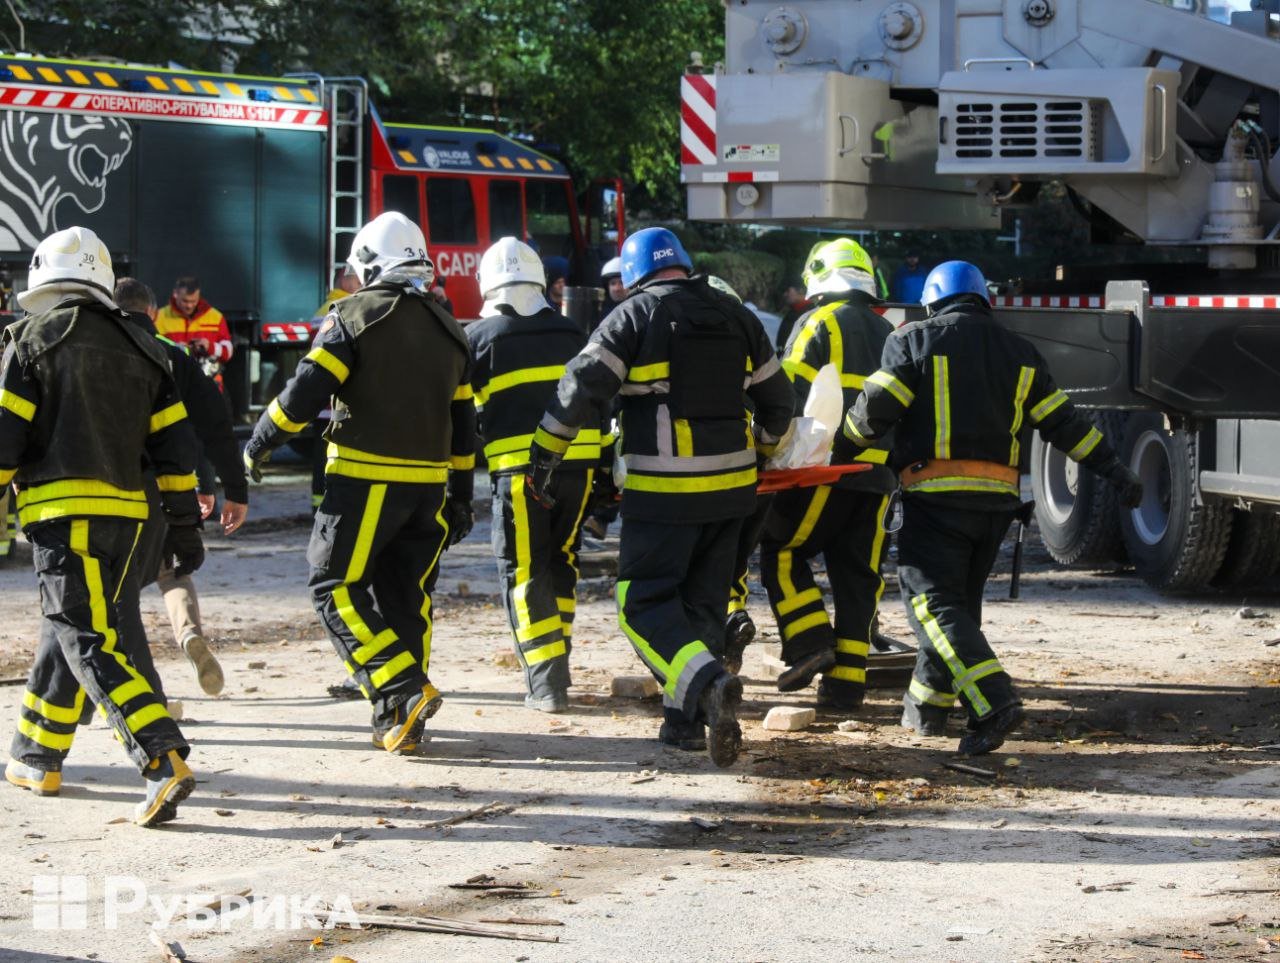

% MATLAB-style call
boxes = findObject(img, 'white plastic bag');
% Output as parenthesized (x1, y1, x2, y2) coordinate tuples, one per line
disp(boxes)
(765, 363, 842, 470)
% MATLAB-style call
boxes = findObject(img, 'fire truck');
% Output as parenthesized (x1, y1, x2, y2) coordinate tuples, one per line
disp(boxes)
(0, 52, 624, 420)
(681, 1, 1280, 593)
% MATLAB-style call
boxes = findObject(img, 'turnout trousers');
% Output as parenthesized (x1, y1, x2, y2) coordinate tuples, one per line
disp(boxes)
(309, 475, 450, 720)
(897, 495, 1018, 724)
(727, 493, 774, 618)
(617, 515, 741, 724)
(10, 517, 187, 773)
(760, 486, 890, 699)
(489, 471, 592, 698)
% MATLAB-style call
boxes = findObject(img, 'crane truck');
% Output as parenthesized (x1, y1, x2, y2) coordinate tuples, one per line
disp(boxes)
(682, 0, 1280, 593)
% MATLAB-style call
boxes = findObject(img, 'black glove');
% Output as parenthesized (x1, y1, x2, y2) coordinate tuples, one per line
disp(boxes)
(443, 497, 474, 547)
(243, 446, 270, 483)
(588, 465, 621, 515)
(830, 429, 859, 465)
(526, 441, 561, 509)
(1094, 456, 1143, 508)
(164, 524, 205, 577)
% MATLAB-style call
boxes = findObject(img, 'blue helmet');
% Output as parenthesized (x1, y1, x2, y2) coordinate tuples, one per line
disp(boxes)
(920, 260, 990, 311)
(620, 227, 692, 289)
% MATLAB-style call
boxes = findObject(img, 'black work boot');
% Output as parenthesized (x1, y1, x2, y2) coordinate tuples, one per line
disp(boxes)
(722, 610, 756, 675)
(135, 750, 195, 828)
(816, 677, 865, 711)
(379, 683, 443, 755)
(698, 673, 743, 768)
(901, 695, 949, 736)
(957, 703, 1025, 756)
(658, 717, 708, 751)
(776, 648, 836, 693)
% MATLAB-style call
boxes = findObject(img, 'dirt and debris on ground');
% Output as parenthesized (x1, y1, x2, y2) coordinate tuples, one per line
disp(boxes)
(0, 475, 1275, 961)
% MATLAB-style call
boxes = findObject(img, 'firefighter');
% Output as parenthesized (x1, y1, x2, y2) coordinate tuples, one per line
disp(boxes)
(309, 268, 361, 514)
(243, 211, 475, 754)
(528, 227, 795, 767)
(838, 261, 1143, 754)
(467, 237, 603, 712)
(2, 227, 204, 826)
(759, 238, 896, 709)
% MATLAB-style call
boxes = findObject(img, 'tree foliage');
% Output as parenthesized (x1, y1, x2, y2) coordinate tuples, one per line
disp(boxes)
(18, 0, 722, 213)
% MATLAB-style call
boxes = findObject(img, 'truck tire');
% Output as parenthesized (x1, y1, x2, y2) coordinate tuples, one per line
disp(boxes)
(1212, 510, 1280, 589)
(1118, 413, 1232, 593)
(1030, 410, 1127, 567)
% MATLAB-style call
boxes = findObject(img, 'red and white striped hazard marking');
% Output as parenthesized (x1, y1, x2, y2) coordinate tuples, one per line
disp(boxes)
(993, 294, 1280, 309)
(681, 73, 717, 165)
(261, 323, 315, 343)
(0, 84, 326, 130)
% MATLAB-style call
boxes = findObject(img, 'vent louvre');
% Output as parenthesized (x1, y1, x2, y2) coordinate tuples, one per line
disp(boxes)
(949, 97, 1096, 161)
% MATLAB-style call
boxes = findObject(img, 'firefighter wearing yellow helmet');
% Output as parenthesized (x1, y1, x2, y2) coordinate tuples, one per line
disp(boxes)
(466, 237, 606, 713)
(758, 237, 896, 709)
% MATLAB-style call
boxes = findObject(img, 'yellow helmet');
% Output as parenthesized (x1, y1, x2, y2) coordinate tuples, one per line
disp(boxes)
(803, 238, 877, 299)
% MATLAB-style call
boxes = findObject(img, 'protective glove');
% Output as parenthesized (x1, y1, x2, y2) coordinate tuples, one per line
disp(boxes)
(1094, 456, 1143, 508)
(588, 464, 622, 515)
(443, 497, 474, 547)
(526, 441, 561, 509)
(830, 429, 860, 465)
(243, 446, 270, 483)
(164, 524, 205, 577)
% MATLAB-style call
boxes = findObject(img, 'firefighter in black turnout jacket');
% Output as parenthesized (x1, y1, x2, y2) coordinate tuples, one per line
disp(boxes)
(2, 227, 204, 827)
(838, 261, 1142, 754)
(244, 212, 475, 755)
(760, 239, 896, 709)
(467, 237, 602, 713)
(529, 228, 795, 767)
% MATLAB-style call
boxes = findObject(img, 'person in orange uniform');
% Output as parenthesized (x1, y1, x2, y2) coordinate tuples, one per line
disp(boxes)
(154, 276, 233, 379)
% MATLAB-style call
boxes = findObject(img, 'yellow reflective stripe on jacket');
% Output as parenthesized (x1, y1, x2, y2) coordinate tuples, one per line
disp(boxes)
(486, 430, 602, 473)
(854, 447, 888, 464)
(16, 479, 148, 524)
(932, 355, 951, 459)
(0, 389, 36, 421)
(674, 418, 694, 457)
(452, 383, 473, 401)
(267, 398, 307, 433)
(450, 453, 475, 471)
(473, 364, 565, 405)
(1009, 365, 1035, 467)
(533, 424, 572, 455)
(0, 467, 16, 486)
(306, 346, 350, 383)
(627, 361, 670, 383)
(149, 401, 187, 434)
(325, 443, 449, 483)
(903, 475, 1020, 497)
(624, 466, 756, 494)
(867, 369, 915, 406)
(1029, 389, 1068, 424)
(155, 472, 197, 492)
(1068, 426, 1103, 461)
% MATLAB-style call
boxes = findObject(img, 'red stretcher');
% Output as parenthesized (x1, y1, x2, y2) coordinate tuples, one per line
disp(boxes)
(756, 463, 872, 493)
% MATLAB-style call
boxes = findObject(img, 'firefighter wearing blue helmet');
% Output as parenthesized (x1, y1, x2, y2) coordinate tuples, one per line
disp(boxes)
(835, 260, 1142, 754)
(526, 227, 796, 767)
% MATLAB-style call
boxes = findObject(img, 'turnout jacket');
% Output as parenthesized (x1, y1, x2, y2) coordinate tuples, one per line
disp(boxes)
(783, 294, 895, 493)
(246, 280, 475, 499)
(467, 306, 601, 474)
(155, 297, 233, 362)
(843, 300, 1117, 503)
(0, 299, 200, 527)
(535, 274, 795, 523)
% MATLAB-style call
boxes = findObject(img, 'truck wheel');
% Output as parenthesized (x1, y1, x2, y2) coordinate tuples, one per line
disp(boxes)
(1030, 411, 1127, 567)
(1118, 413, 1232, 593)
(1212, 510, 1280, 589)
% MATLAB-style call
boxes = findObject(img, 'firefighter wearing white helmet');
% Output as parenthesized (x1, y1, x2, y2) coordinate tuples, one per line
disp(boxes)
(2, 227, 204, 826)
(600, 255, 626, 310)
(245, 212, 475, 756)
(755, 236, 898, 711)
(466, 237, 605, 713)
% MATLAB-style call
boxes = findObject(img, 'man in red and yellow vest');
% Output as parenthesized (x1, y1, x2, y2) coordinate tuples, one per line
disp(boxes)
(154, 276, 233, 382)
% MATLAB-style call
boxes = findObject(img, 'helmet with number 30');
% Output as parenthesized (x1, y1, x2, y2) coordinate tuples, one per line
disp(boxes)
(19, 226, 115, 311)
(347, 211, 434, 286)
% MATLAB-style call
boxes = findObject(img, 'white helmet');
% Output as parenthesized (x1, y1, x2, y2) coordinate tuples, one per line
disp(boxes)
(347, 211, 433, 286)
(477, 237, 545, 298)
(18, 226, 115, 311)
(600, 256, 622, 280)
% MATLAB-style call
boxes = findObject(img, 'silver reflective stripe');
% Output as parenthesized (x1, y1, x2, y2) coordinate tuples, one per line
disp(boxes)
(625, 448, 756, 473)
(656, 404, 673, 460)
(539, 412, 577, 438)
(619, 381, 670, 396)
(749, 355, 781, 385)
(670, 649, 718, 710)
(582, 341, 628, 381)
